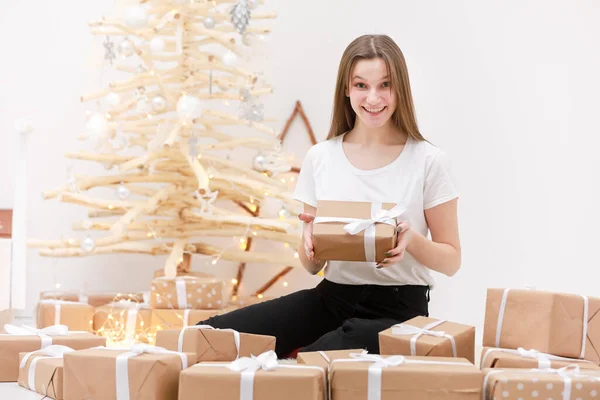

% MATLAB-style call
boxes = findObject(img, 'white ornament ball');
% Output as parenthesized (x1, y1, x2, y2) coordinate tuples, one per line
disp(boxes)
(106, 92, 121, 107)
(116, 183, 130, 200)
(150, 37, 165, 53)
(151, 95, 167, 112)
(118, 38, 135, 58)
(14, 118, 33, 134)
(252, 152, 267, 172)
(176, 95, 201, 121)
(81, 236, 96, 252)
(124, 6, 149, 29)
(203, 17, 215, 29)
(85, 112, 110, 138)
(222, 51, 238, 66)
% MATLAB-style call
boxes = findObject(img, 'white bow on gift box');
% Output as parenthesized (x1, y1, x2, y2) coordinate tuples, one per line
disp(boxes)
(313, 202, 406, 262)
(390, 319, 457, 357)
(19, 344, 75, 392)
(331, 352, 473, 400)
(95, 343, 189, 400)
(2, 324, 80, 348)
(195, 350, 326, 400)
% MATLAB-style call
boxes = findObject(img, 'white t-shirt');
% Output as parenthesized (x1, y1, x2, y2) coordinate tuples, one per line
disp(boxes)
(293, 132, 458, 287)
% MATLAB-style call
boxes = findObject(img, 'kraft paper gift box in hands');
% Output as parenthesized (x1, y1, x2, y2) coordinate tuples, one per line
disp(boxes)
(313, 200, 406, 263)
(483, 288, 600, 362)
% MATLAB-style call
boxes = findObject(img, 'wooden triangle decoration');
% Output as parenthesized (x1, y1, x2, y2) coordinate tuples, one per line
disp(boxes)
(231, 101, 319, 299)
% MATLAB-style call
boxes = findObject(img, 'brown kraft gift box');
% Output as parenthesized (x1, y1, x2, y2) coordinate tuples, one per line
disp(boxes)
(155, 327, 275, 363)
(93, 304, 152, 343)
(150, 276, 227, 310)
(179, 351, 326, 400)
(379, 316, 476, 363)
(483, 288, 600, 362)
(480, 346, 600, 370)
(297, 349, 365, 370)
(153, 268, 214, 279)
(313, 200, 402, 263)
(330, 355, 483, 400)
(0, 332, 105, 382)
(18, 350, 67, 399)
(36, 300, 94, 332)
(84, 292, 145, 308)
(150, 309, 220, 332)
(483, 367, 600, 400)
(63, 348, 194, 400)
(39, 291, 81, 302)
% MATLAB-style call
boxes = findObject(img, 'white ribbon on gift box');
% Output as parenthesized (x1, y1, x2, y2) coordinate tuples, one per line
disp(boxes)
(390, 319, 457, 357)
(483, 365, 600, 400)
(313, 202, 406, 262)
(194, 350, 326, 400)
(183, 310, 190, 328)
(38, 299, 90, 326)
(177, 324, 240, 357)
(103, 301, 150, 342)
(19, 344, 75, 391)
(2, 324, 79, 348)
(495, 288, 589, 359)
(95, 344, 188, 400)
(331, 352, 472, 400)
(480, 347, 596, 370)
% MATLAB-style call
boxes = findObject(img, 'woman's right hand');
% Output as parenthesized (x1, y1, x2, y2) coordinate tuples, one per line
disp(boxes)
(298, 213, 319, 263)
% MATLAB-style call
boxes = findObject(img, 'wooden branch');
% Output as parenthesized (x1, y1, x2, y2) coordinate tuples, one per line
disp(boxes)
(253, 267, 294, 296)
(111, 186, 173, 236)
(164, 238, 187, 278)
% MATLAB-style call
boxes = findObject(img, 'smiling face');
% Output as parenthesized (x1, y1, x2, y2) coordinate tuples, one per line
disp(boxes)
(346, 57, 397, 130)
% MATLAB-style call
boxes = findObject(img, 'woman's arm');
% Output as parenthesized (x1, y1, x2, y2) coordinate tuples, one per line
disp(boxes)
(297, 204, 327, 275)
(406, 198, 461, 276)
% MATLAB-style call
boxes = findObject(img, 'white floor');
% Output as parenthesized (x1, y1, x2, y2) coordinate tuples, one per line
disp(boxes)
(0, 383, 45, 399)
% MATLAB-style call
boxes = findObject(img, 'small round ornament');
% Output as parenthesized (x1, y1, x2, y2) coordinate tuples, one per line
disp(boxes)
(81, 236, 96, 252)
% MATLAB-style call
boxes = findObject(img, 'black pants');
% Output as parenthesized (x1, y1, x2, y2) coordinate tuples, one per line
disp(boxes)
(198, 279, 429, 358)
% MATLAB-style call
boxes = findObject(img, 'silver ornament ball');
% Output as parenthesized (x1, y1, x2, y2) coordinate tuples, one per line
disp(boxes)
(118, 39, 135, 58)
(151, 95, 167, 112)
(81, 236, 96, 252)
(252, 152, 267, 172)
(203, 17, 216, 29)
(116, 183, 130, 200)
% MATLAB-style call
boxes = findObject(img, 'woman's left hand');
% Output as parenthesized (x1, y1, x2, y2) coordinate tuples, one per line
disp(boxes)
(376, 221, 413, 268)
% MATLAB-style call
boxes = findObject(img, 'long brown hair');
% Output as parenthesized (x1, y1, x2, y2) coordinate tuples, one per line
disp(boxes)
(326, 34, 426, 141)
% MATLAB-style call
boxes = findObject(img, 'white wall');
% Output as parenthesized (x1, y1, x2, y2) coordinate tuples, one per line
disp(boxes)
(1, 0, 600, 346)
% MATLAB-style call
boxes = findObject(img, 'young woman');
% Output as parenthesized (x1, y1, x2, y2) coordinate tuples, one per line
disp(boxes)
(198, 34, 461, 358)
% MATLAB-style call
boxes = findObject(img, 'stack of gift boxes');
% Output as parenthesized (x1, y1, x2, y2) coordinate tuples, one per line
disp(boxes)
(4, 200, 600, 399)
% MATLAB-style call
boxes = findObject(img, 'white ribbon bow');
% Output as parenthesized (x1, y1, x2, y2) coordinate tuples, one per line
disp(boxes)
(495, 288, 589, 359)
(480, 347, 594, 370)
(19, 345, 75, 391)
(483, 365, 600, 400)
(3, 324, 71, 348)
(391, 319, 457, 357)
(331, 352, 470, 400)
(97, 344, 188, 400)
(177, 325, 240, 357)
(313, 202, 406, 262)
(194, 350, 326, 400)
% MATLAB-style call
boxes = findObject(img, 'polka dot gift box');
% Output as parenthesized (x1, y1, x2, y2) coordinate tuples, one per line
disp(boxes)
(483, 367, 600, 400)
(150, 276, 226, 310)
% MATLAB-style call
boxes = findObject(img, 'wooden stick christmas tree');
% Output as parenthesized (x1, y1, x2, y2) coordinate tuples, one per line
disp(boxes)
(28, 0, 303, 280)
